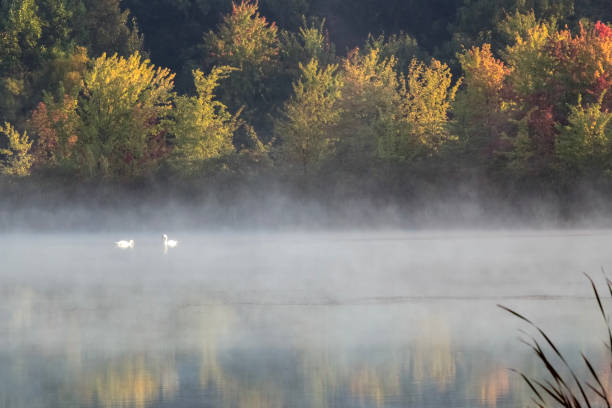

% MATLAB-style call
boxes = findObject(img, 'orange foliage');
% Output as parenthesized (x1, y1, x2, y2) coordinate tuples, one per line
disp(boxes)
(29, 95, 78, 165)
(461, 44, 511, 102)
(549, 21, 612, 108)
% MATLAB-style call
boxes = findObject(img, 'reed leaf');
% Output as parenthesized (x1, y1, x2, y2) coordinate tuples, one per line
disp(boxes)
(500, 273, 612, 408)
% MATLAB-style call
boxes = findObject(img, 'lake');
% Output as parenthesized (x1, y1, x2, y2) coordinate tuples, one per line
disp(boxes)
(1, 230, 611, 408)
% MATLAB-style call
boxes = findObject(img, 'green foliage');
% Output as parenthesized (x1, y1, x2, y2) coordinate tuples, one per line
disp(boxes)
(5, 0, 612, 192)
(79, 0, 144, 58)
(500, 114, 536, 177)
(401, 58, 461, 154)
(0, 0, 143, 128)
(449, 0, 572, 52)
(336, 48, 403, 165)
(333, 49, 460, 164)
(364, 32, 427, 75)
(496, 9, 540, 47)
(454, 44, 511, 162)
(556, 93, 612, 175)
(503, 21, 556, 99)
(0, 122, 33, 176)
(0, 0, 43, 67)
(280, 16, 336, 75)
(204, 0, 279, 68)
(0, 0, 45, 125)
(275, 58, 342, 174)
(75, 52, 175, 178)
(203, 0, 279, 130)
(170, 66, 240, 176)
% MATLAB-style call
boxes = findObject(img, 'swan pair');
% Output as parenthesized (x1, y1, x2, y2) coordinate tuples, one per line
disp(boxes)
(114, 234, 179, 250)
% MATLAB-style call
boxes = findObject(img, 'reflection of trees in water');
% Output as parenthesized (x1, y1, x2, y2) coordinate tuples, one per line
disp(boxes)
(301, 349, 345, 407)
(75, 355, 177, 408)
(411, 318, 456, 392)
(477, 367, 510, 408)
(293, 318, 454, 407)
(197, 305, 286, 407)
(1, 286, 537, 408)
(0, 351, 178, 408)
(9, 287, 35, 332)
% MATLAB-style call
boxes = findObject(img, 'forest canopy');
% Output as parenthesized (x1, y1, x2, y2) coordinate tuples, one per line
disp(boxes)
(2, 0, 612, 205)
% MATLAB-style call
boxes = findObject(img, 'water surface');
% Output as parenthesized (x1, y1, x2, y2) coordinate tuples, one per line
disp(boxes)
(2, 230, 611, 408)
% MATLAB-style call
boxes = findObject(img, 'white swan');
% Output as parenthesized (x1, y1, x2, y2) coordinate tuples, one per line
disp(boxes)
(115, 239, 134, 249)
(162, 234, 178, 248)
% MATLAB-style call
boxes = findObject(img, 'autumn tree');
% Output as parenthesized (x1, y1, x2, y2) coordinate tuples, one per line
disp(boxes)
(493, 20, 612, 177)
(498, 21, 560, 173)
(0, 0, 144, 129)
(335, 48, 403, 166)
(0, 122, 33, 176)
(400, 58, 460, 155)
(335, 48, 460, 164)
(365, 56, 460, 162)
(275, 58, 342, 174)
(29, 94, 79, 168)
(203, 0, 279, 136)
(454, 44, 512, 163)
(549, 21, 612, 110)
(73, 52, 174, 178)
(170, 66, 240, 176)
(556, 93, 612, 177)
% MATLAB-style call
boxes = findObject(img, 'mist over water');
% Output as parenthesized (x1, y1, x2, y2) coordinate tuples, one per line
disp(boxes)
(4, 177, 612, 232)
(1, 229, 612, 407)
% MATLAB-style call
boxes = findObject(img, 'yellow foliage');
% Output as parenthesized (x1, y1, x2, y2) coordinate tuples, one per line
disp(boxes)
(556, 93, 612, 171)
(401, 58, 461, 152)
(276, 58, 342, 173)
(338, 48, 403, 160)
(170, 66, 239, 175)
(454, 44, 512, 156)
(0, 122, 33, 176)
(204, 0, 279, 69)
(341, 47, 400, 107)
(504, 22, 555, 98)
(78, 52, 175, 178)
(84, 52, 175, 117)
(459, 44, 510, 102)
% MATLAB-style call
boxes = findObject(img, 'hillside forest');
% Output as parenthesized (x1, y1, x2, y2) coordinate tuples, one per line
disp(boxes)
(2, 0, 612, 209)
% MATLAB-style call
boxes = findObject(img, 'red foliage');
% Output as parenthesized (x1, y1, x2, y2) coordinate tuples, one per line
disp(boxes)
(595, 21, 612, 39)
(528, 106, 556, 157)
(124, 151, 134, 164)
(29, 96, 78, 165)
(29, 102, 58, 164)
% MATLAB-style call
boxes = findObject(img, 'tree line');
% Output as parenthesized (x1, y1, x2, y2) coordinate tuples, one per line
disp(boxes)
(2, 0, 612, 199)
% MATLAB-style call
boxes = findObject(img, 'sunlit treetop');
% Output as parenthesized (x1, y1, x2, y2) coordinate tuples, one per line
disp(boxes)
(459, 44, 511, 101)
(548, 21, 612, 107)
(341, 47, 400, 103)
(204, 0, 279, 69)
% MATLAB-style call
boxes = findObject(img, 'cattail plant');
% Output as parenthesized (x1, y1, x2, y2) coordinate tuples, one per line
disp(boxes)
(499, 273, 612, 408)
